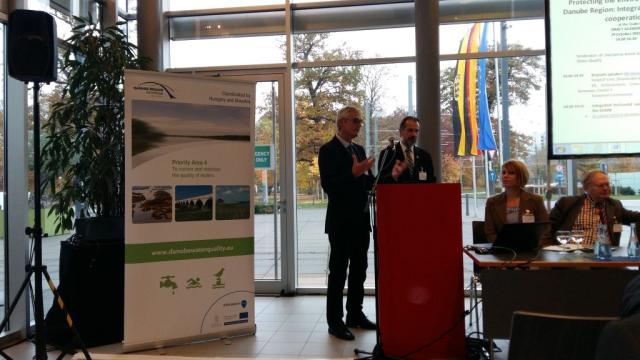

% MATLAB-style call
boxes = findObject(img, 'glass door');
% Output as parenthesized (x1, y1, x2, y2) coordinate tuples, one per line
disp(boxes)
(253, 78, 287, 294)
(199, 71, 291, 294)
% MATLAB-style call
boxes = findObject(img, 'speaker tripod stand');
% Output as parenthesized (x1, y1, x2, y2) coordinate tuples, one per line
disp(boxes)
(0, 82, 91, 360)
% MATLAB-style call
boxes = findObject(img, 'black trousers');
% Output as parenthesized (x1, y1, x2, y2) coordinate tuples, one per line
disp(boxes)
(326, 228, 371, 326)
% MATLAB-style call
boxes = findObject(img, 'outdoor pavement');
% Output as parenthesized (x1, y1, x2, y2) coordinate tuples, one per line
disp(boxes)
(3, 198, 640, 311)
(290, 197, 489, 288)
(255, 197, 640, 289)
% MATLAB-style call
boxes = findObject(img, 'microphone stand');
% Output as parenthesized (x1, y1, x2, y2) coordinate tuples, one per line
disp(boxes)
(355, 144, 400, 360)
(363, 143, 395, 213)
(373, 144, 394, 188)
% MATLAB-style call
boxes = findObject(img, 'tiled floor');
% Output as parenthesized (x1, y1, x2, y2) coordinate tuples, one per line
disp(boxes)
(2, 295, 509, 359)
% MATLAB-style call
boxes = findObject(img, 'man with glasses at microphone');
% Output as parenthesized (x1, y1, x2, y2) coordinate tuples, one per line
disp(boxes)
(319, 106, 405, 341)
(378, 116, 436, 184)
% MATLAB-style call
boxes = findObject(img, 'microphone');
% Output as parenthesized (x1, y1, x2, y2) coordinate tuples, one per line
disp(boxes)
(373, 137, 397, 191)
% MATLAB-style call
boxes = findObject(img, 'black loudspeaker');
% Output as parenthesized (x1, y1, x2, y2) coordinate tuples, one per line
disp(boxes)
(45, 239, 124, 347)
(8, 9, 57, 83)
(45, 218, 124, 348)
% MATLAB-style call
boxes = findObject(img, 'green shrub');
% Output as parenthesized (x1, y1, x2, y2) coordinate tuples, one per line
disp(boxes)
(255, 204, 275, 214)
(616, 186, 636, 196)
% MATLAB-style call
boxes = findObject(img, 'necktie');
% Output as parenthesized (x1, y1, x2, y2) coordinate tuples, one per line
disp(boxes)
(594, 202, 610, 239)
(349, 144, 358, 159)
(405, 147, 414, 174)
(596, 203, 607, 225)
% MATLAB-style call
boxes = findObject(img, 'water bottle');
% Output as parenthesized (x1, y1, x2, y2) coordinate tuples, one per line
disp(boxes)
(612, 216, 622, 246)
(595, 223, 612, 260)
(628, 223, 640, 258)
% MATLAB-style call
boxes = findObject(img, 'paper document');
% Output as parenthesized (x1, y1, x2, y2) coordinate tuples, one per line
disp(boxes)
(543, 244, 589, 252)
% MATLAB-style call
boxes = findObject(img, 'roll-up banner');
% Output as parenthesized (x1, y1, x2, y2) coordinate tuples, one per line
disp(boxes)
(123, 70, 255, 351)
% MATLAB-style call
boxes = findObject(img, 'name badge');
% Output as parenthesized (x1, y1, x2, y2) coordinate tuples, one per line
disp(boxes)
(613, 223, 622, 233)
(419, 171, 427, 181)
(522, 213, 535, 223)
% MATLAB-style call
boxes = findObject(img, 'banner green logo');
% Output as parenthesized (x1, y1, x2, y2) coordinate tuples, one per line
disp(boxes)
(212, 267, 226, 289)
(160, 275, 178, 295)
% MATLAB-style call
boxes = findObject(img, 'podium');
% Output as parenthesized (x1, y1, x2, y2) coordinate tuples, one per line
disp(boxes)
(375, 183, 465, 359)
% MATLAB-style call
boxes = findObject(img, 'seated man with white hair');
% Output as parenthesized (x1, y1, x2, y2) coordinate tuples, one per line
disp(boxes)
(549, 170, 640, 246)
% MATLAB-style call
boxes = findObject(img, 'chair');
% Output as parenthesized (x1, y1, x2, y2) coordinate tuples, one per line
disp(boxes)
(471, 220, 488, 271)
(472, 220, 488, 243)
(508, 311, 616, 360)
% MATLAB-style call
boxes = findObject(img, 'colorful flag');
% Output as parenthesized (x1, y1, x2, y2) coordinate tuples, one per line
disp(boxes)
(464, 23, 480, 156)
(477, 24, 497, 151)
(452, 23, 497, 156)
(452, 32, 469, 157)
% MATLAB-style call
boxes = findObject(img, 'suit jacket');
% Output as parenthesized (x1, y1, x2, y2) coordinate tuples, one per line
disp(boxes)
(595, 275, 640, 360)
(622, 275, 640, 319)
(595, 313, 640, 360)
(319, 136, 374, 234)
(377, 143, 436, 184)
(484, 190, 550, 245)
(549, 195, 640, 246)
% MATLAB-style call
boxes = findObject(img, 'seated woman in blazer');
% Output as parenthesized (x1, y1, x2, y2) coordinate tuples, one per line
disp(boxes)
(484, 159, 550, 245)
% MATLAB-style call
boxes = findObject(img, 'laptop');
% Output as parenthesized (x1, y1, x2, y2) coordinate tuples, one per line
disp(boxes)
(491, 221, 550, 253)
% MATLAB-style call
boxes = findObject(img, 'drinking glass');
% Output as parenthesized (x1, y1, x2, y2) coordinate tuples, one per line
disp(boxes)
(556, 230, 571, 245)
(571, 229, 585, 245)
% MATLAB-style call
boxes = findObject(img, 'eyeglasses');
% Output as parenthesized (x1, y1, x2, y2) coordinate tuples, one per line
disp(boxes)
(348, 117, 363, 125)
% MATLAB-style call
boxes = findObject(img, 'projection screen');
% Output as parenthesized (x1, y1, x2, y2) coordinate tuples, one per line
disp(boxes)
(546, 0, 640, 158)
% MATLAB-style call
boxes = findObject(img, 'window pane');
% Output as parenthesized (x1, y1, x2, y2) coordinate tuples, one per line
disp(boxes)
(119, 18, 138, 47)
(169, 10, 286, 68)
(118, 0, 137, 13)
(169, 1, 283, 11)
(295, 62, 416, 288)
(440, 19, 545, 55)
(128, 19, 138, 47)
(296, 3, 412, 28)
(294, 27, 415, 61)
(170, 36, 285, 68)
(254, 81, 282, 281)
(31, 0, 95, 38)
(293, 0, 351, 2)
(170, 11, 285, 40)
(293, 3, 413, 58)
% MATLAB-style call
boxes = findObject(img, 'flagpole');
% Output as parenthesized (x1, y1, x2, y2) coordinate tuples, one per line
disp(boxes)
(471, 156, 478, 216)
(484, 151, 490, 197)
(493, 22, 504, 167)
(477, 23, 494, 200)
(546, 158, 552, 209)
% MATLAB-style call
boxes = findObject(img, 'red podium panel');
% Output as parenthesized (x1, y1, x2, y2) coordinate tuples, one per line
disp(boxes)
(376, 183, 465, 359)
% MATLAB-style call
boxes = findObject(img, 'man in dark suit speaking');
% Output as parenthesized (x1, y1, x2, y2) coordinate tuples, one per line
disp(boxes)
(378, 116, 436, 184)
(318, 106, 404, 341)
